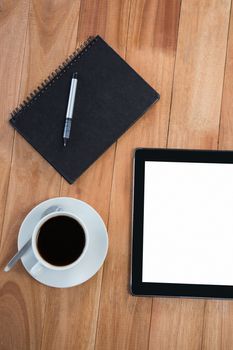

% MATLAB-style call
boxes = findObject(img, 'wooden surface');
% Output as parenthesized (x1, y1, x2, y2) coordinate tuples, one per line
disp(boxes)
(0, 0, 233, 349)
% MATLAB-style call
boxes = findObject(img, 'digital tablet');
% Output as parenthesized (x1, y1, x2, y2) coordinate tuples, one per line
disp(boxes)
(131, 148, 233, 298)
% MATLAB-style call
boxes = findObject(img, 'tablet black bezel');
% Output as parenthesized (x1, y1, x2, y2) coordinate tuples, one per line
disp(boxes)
(131, 148, 233, 298)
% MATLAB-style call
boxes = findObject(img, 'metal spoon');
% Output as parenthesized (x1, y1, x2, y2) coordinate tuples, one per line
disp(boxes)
(4, 205, 62, 272)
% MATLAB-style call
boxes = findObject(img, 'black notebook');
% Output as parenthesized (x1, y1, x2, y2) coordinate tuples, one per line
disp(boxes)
(10, 36, 159, 183)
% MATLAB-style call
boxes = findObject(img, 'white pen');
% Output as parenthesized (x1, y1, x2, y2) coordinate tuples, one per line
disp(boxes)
(63, 72, 78, 147)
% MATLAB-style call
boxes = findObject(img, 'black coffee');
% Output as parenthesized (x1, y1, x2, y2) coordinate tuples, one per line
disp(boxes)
(37, 215, 85, 266)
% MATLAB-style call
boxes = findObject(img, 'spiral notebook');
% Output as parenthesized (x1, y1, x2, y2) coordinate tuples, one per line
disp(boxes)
(10, 36, 159, 184)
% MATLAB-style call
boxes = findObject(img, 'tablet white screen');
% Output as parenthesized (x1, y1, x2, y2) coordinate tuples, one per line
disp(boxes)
(142, 161, 233, 285)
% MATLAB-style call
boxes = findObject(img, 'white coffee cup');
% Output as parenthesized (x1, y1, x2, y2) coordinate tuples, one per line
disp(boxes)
(30, 211, 89, 276)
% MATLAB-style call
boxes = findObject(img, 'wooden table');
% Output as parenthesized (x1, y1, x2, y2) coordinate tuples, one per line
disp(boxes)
(1, 0, 233, 349)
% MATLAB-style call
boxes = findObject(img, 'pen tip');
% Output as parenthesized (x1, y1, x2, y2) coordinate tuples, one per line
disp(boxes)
(4, 266, 10, 272)
(64, 139, 67, 147)
(72, 72, 78, 79)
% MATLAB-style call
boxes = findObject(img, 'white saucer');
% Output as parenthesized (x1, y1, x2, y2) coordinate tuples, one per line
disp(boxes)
(18, 197, 108, 288)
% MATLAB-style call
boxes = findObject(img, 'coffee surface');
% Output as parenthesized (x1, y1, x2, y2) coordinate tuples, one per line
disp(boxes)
(37, 215, 85, 266)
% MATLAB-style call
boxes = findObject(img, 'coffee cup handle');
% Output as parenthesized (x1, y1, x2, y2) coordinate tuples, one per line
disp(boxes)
(30, 262, 44, 276)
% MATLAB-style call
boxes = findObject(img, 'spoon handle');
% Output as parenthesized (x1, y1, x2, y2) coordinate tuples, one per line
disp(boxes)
(4, 239, 32, 272)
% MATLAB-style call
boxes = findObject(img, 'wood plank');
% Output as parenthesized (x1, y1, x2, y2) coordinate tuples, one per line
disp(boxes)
(150, 299, 205, 350)
(150, 300, 206, 350)
(219, 1, 233, 150)
(210, 3, 233, 350)
(0, 1, 81, 349)
(0, 0, 29, 247)
(40, 1, 131, 349)
(221, 302, 233, 349)
(168, 0, 231, 150)
(148, 0, 231, 349)
(95, 1, 181, 349)
(201, 301, 223, 350)
(0, 1, 30, 349)
(149, 299, 182, 350)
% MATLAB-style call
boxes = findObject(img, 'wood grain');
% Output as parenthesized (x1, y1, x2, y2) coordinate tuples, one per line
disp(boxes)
(219, 1, 233, 150)
(0, 0, 29, 251)
(1, 0, 233, 349)
(221, 302, 233, 350)
(95, 1, 181, 349)
(212, 3, 233, 350)
(201, 301, 223, 350)
(40, 1, 131, 350)
(0, 1, 81, 349)
(167, 0, 231, 150)
(149, 1, 231, 350)
(150, 299, 206, 350)
(149, 299, 182, 350)
(0, 2, 30, 348)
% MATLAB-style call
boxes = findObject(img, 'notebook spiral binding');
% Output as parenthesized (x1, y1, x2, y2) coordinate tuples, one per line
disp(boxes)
(10, 35, 96, 120)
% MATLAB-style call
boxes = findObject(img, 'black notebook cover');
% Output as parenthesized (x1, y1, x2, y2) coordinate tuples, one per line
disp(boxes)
(10, 36, 159, 183)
